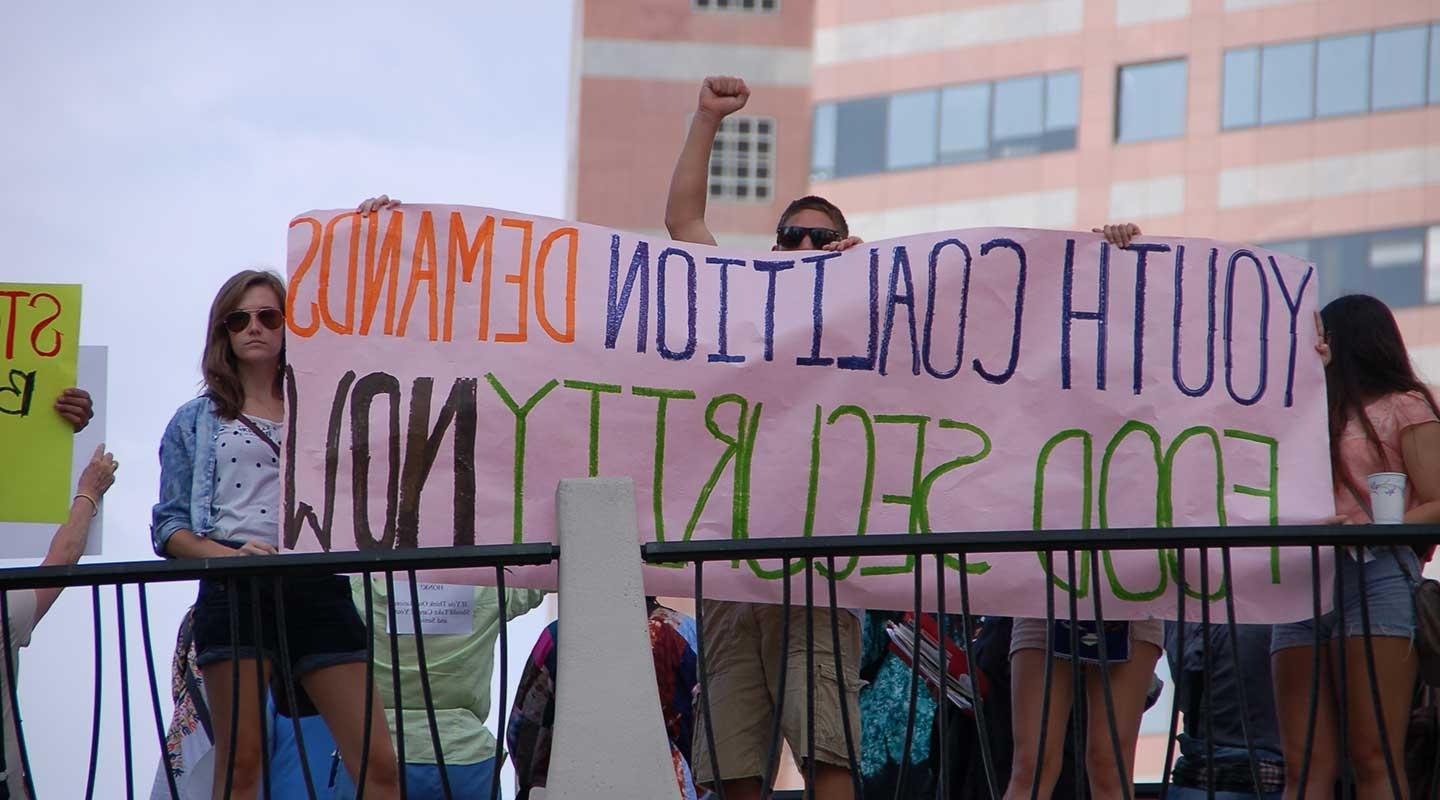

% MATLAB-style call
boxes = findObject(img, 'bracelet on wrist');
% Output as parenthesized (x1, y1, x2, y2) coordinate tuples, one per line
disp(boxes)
(73, 493, 99, 518)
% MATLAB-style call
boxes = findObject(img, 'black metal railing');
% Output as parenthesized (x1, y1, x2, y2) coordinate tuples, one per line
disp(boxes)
(0, 525, 1436, 798)
(646, 524, 1440, 800)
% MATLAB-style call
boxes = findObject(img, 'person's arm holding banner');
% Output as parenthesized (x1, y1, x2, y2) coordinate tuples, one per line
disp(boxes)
(32, 445, 117, 620)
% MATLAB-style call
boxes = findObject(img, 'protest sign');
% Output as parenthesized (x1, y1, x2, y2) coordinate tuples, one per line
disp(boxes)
(0, 346, 107, 557)
(0, 284, 81, 524)
(283, 205, 1331, 622)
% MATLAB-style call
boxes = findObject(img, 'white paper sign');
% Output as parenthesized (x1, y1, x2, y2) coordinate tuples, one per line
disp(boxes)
(386, 582, 475, 635)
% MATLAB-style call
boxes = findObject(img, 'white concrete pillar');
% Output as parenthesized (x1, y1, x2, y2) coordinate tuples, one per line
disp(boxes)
(543, 477, 677, 799)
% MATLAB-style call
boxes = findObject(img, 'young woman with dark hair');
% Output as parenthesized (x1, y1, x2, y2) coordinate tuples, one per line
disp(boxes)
(1271, 294, 1440, 800)
(151, 269, 400, 799)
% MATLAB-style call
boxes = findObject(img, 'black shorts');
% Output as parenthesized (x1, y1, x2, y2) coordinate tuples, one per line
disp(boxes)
(192, 572, 368, 681)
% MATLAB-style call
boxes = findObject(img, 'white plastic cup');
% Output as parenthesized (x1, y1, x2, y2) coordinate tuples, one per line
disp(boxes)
(1366, 472, 1408, 524)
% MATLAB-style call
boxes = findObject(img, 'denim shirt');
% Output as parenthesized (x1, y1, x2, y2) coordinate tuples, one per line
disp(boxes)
(151, 396, 221, 557)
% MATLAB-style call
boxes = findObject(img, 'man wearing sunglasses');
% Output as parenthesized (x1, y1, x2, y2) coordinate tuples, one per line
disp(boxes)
(665, 74, 864, 800)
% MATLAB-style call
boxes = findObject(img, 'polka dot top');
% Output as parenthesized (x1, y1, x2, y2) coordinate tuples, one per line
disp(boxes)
(211, 415, 283, 548)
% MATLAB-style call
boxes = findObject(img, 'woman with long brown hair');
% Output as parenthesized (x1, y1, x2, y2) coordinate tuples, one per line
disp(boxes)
(1271, 294, 1440, 799)
(151, 269, 399, 799)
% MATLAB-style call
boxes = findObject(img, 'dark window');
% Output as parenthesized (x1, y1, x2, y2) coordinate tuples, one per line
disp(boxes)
(833, 97, 888, 178)
(1222, 48, 1260, 129)
(1260, 41, 1315, 124)
(1430, 24, 1440, 105)
(1316, 34, 1370, 117)
(1266, 226, 1431, 310)
(1117, 59, 1188, 142)
(1372, 26, 1427, 111)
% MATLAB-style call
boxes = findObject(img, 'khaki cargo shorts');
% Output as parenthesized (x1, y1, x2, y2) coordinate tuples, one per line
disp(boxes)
(691, 599, 862, 785)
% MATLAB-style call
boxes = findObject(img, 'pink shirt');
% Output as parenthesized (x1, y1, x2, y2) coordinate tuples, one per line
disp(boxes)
(1333, 391, 1440, 524)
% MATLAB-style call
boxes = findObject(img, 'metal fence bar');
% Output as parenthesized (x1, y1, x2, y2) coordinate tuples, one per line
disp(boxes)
(893, 558, 923, 800)
(221, 577, 242, 800)
(1198, 549, 1214, 800)
(1296, 546, 1324, 800)
(803, 558, 816, 798)
(1065, 549, 1087, 800)
(271, 576, 319, 800)
(1357, 550, 1404, 799)
(382, 570, 409, 800)
(1159, 548, 1184, 800)
(1, 590, 38, 800)
(1220, 546, 1266, 797)
(1332, 546, 1352, 798)
(1086, 547, 1133, 800)
(694, 562, 726, 800)
(137, 585, 181, 800)
(85, 585, 103, 800)
(405, 569, 454, 800)
(957, 552, 1000, 798)
(355, 570, 378, 800)
(1029, 550, 1059, 800)
(114, 585, 136, 800)
(822, 555, 862, 799)
(491, 565, 510, 800)
(759, 558, 793, 800)
(249, 578, 273, 800)
(934, 553, 949, 800)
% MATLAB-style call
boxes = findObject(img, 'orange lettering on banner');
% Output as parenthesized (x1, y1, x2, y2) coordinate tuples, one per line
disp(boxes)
(361, 209, 404, 336)
(495, 218, 534, 344)
(535, 227, 578, 343)
(319, 212, 361, 335)
(286, 217, 323, 338)
(397, 211, 440, 341)
(445, 212, 496, 342)
(27, 293, 63, 357)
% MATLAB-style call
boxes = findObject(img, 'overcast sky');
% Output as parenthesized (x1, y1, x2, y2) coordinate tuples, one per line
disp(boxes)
(2, 2, 573, 794)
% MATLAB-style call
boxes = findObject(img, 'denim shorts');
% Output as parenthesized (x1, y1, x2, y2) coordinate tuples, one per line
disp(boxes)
(192, 572, 368, 678)
(1271, 546, 1421, 653)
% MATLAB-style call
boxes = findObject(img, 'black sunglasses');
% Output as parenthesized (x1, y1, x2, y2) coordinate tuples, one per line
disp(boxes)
(223, 308, 285, 333)
(776, 225, 842, 250)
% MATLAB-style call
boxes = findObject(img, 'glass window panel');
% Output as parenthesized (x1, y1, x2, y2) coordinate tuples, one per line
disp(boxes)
(886, 90, 939, 170)
(1222, 48, 1260, 129)
(939, 83, 990, 163)
(1316, 34, 1370, 117)
(833, 97, 888, 178)
(1372, 26, 1427, 111)
(1431, 25, 1440, 105)
(1260, 41, 1315, 124)
(1045, 71, 1080, 130)
(992, 75, 1045, 156)
(1117, 59, 1188, 142)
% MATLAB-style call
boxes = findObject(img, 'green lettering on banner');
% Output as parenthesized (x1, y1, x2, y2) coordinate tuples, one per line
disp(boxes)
(809, 404, 876, 581)
(485, 373, 559, 543)
(632, 385, 697, 563)
(562, 379, 622, 477)
(1098, 421, 1168, 601)
(1225, 428, 1282, 583)
(677, 394, 772, 574)
(1033, 429, 1093, 596)
(1161, 426, 1230, 600)
(915, 420, 993, 575)
(862, 414, 930, 576)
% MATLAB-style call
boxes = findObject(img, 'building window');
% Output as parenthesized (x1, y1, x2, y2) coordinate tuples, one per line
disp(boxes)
(1316, 34, 1370, 118)
(1266, 224, 1438, 310)
(811, 69, 1079, 181)
(708, 116, 775, 202)
(1223, 22, 1440, 130)
(1116, 59, 1188, 142)
(1260, 41, 1314, 124)
(1372, 25, 1428, 111)
(1222, 49, 1260, 128)
(693, 0, 778, 11)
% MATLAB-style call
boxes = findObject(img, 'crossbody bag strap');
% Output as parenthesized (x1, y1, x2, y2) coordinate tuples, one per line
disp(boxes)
(235, 414, 281, 458)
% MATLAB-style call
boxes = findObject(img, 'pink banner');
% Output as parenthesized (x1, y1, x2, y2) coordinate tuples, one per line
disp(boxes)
(283, 204, 1334, 622)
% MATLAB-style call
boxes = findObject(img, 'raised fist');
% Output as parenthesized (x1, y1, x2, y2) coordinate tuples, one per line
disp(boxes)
(697, 75, 750, 121)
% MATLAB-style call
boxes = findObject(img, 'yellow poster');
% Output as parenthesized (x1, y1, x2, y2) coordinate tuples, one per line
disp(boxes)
(0, 284, 81, 523)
